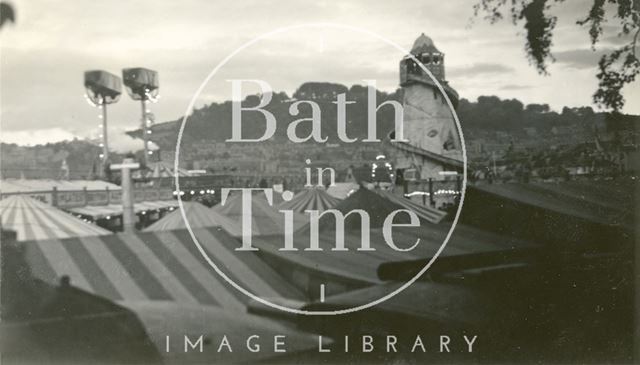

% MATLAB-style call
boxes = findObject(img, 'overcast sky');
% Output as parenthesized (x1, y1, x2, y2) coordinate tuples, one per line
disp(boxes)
(1, 0, 638, 148)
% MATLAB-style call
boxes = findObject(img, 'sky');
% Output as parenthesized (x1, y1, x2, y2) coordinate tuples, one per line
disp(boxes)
(1, 0, 638, 149)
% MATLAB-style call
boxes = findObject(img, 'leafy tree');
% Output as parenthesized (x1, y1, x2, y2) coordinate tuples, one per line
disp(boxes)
(0, 2, 15, 29)
(473, 0, 640, 112)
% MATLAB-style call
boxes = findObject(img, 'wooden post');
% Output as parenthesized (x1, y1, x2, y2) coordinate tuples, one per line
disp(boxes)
(52, 187, 58, 207)
(428, 178, 434, 207)
(111, 158, 140, 233)
(82, 187, 88, 206)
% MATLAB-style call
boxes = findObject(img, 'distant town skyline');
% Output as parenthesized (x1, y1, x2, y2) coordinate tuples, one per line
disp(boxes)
(1, 0, 638, 148)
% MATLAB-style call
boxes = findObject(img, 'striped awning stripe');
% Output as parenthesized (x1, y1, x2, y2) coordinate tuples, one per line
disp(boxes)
(279, 188, 342, 213)
(0, 195, 111, 241)
(21, 227, 304, 312)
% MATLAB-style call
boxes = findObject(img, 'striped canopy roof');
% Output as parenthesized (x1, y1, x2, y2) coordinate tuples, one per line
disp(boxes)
(0, 195, 111, 241)
(20, 227, 305, 313)
(278, 188, 342, 213)
(213, 192, 307, 236)
(144, 201, 242, 234)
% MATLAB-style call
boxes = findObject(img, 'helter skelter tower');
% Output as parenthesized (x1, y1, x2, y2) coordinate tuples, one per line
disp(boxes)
(390, 33, 463, 181)
(122, 67, 160, 165)
(84, 70, 122, 176)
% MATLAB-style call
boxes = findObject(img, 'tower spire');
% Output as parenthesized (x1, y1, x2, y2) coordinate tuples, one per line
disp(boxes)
(401, 33, 446, 83)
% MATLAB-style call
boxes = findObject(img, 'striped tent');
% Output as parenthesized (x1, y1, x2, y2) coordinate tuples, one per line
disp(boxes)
(20, 227, 305, 312)
(278, 188, 342, 213)
(129, 301, 323, 364)
(213, 192, 307, 236)
(253, 186, 535, 298)
(0, 195, 111, 241)
(326, 182, 359, 199)
(10, 227, 321, 363)
(374, 189, 446, 223)
(471, 180, 634, 229)
(463, 179, 636, 249)
(256, 224, 535, 293)
(315, 186, 446, 230)
(144, 201, 242, 234)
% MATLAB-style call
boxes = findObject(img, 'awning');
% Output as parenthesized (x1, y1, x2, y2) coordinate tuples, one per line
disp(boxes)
(67, 200, 179, 219)
(0, 178, 121, 194)
(67, 204, 122, 219)
(135, 200, 179, 213)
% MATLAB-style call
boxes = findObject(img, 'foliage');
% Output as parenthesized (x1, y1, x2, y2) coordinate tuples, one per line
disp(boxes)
(457, 95, 611, 132)
(473, 0, 640, 111)
(0, 2, 15, 29)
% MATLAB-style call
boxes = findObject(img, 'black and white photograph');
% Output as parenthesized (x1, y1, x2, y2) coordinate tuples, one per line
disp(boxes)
(0, 1, 638, 364)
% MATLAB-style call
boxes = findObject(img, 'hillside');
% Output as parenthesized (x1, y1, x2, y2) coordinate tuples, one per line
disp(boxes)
(138, 82, 637, 152)
(3, 82, 638, 180)
(131, 83, 403, 149)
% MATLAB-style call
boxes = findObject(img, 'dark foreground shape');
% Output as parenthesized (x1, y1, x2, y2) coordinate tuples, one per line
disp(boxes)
(1, 229, 162, 364)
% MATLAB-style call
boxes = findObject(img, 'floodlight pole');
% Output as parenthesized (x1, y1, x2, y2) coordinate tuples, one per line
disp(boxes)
(84, 70, 122, 179)
(101, 100, 109, 164)
(122, 67, 158, 167)
(140, 98, 149, 166)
